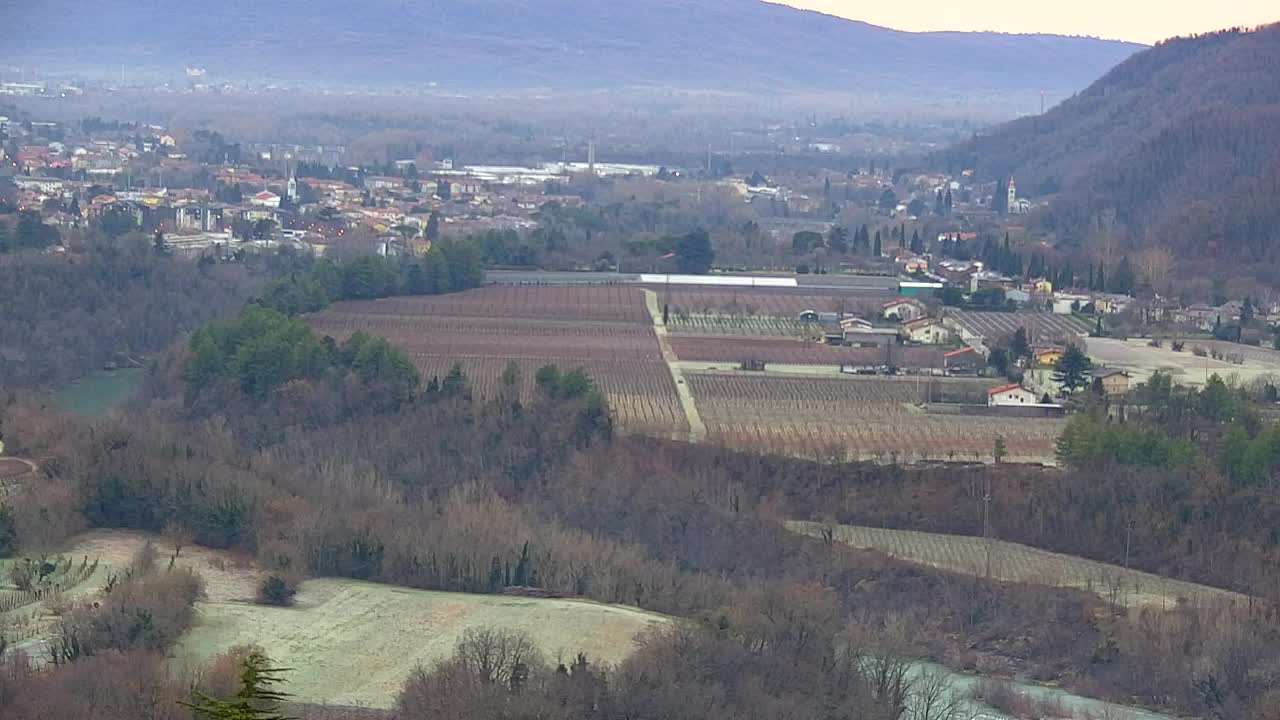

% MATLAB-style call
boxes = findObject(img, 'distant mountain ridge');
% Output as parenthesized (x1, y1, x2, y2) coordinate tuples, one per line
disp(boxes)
(942, 24, 1280, 261)
(5, 0, 1140, 95)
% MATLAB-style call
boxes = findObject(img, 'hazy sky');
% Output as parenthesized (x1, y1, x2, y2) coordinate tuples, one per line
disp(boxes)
(779, 1, 1277, 44)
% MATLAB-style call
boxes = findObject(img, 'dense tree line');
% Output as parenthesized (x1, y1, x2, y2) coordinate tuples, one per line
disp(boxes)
(255, 241, 484, 316)
(0, 241, 257, 389)
(185, 308, 420, 409)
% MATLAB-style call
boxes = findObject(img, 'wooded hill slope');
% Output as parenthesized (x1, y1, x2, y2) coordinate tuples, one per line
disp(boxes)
(6, 0, 1139, 96)
(943, 24, 1280, 261)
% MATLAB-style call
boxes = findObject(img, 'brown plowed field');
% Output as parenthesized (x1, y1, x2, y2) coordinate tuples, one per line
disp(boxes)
(328, 285, 651, 324)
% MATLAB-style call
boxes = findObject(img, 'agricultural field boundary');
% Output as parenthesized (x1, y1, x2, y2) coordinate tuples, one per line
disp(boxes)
(787, 521, 1249, 610)
(644, 289, 706, 442)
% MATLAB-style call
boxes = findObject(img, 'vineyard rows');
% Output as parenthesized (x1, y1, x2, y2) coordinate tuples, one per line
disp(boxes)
(328, 285, 652, 325)
(788, 522, 1248, 610)
(948, 311, 1090, 343)
(670, 336, 945, 368)
(659, 288, 892, 319)
(311, 286, 687, 439)
(686, 372, 1060, 462)
(310, 314, 663, 361)
(668, 313, 812, 337)
(0, 556, 100, 615)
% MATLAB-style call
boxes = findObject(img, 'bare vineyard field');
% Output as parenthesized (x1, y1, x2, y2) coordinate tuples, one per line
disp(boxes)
(657, 287, 893, 319)
(309, 287, 687, 439)
(412, 356, 688, 438)
(670, 335, 945, 368)
(328, 285, 652, 325)
(686, 372, 1061, 463)
(309, 314, 663, 361)
(787, 522, 1249, 610)
(668, 313, 813, 337)
(949, 311, 1090, 343)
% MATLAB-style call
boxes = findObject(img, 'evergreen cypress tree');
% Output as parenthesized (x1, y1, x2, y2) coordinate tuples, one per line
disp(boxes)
(183, 651, 294, 720)
(1053, 346, 1093, 394)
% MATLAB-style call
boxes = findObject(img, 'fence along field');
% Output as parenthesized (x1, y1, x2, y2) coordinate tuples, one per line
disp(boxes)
(787, 521, 1250, 611)
(308, 286, 688, 439)
(686, 372, 1063, 463)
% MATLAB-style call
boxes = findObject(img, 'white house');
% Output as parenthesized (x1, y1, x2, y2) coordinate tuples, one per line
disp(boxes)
(987, 383, 1040, 407)
(882, 298, 927, 323)
(901, 318, 953, 344)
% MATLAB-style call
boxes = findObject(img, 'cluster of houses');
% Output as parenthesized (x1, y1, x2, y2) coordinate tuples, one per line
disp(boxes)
(799, 292, 1135, 412)
(2, 117, 660, 260)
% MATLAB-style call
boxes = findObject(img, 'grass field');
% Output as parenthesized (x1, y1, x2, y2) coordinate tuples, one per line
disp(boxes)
(175, 578, 668, 708)
(787, 521, 1248, 610)
(1085, 337, 1280, 388)
(21, 531, 668, 708)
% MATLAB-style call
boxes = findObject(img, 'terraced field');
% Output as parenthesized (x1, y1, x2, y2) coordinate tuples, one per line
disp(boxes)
(788, 521, 1249, 610)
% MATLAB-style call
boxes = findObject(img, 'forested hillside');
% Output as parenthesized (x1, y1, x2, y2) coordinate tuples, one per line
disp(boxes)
(942, 25, 1280, 261)
(0, 243, 256, 389)
(6, 0, 1139, 96)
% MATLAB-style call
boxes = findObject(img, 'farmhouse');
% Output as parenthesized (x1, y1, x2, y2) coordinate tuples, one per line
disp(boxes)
(882, 298, 927, 323)
(1091, 368, 1132, 396)
(901, 318, 953, 345)
(1034, 348, 1064, 367)
(988, 383, 1039, 407)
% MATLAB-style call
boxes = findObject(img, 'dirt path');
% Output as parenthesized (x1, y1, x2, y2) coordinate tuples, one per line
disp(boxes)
(788, 521, 1251, 611)
(643, 289, 706, 442)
